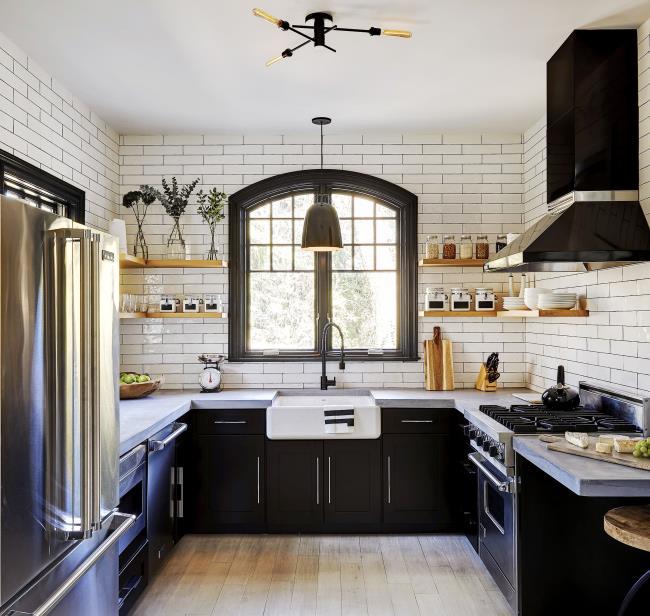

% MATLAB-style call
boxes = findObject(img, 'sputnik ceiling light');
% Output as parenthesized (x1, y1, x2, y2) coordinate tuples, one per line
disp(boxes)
(252, 8, 412, 67)
(301, 117, 343, 252)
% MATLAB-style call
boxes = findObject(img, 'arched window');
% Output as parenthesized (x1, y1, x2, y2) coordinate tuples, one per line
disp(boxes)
(229, 170, 417, 361)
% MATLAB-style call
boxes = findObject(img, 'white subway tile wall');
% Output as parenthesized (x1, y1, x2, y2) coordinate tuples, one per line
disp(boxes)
(118, 131, 526, 389)
(0, 32, 119, 230)
(2, 18, 650, 393)
(523, 20, 650, 396)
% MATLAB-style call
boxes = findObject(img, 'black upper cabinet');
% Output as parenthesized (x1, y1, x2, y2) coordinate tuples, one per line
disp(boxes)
(324, 440, 381, 526)
(546, 29, 638, 202)
(266, 440, 323, 529)
(192, 434, 265, 530)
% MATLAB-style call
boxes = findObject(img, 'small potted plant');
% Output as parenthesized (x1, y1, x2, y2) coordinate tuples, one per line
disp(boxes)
(157, 176, 200, 259)
(122, 186, 156, 258)
(196, 188, 227, 260)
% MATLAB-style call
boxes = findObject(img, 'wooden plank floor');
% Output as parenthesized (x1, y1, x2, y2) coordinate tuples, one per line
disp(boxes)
(132, 534, 511, 616)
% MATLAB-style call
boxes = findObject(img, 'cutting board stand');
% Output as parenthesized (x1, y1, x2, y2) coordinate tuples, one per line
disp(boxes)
(475, 363, 497, 392)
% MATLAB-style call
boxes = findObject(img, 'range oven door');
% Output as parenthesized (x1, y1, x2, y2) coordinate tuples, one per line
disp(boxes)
(469, 452, 517, 610)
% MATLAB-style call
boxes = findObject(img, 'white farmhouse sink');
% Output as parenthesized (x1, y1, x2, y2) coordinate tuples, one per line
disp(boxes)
(267, 390, 381, 439)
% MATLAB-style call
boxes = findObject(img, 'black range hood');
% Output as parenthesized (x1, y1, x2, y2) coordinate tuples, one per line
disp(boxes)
(485, 29, 650, 273)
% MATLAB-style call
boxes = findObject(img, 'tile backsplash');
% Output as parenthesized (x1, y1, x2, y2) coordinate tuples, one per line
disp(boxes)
(118, 132, 525, 389)
(1, 20, 649, 394)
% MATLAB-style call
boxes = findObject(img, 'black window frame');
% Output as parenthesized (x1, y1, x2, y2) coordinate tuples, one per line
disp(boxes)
(229, 169, 418, 362)
(0, 149, 85, 222)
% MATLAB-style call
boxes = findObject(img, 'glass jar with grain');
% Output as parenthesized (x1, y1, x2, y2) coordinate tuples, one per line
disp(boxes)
(459, 235, 473, 259)
(442, 235, 456, 259)
(495, 234, 507, 252)
(425, 234, 439, 259)
(475, 234, 489, 259)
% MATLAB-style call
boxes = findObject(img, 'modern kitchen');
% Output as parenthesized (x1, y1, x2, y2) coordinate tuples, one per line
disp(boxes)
(1, 1, 650, 615)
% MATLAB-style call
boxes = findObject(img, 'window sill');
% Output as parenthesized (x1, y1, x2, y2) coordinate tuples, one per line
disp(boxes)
(227, 354, 420, 363)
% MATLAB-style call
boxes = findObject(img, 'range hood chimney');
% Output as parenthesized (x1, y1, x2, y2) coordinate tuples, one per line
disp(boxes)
(485, 29, 650, 273)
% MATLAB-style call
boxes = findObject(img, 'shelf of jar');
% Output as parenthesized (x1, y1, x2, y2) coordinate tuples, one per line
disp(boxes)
(120, 254, 228, 269)
(119, 312, 228, 319)
(419, 309, 589, 318)
(419, 258, 487, 267)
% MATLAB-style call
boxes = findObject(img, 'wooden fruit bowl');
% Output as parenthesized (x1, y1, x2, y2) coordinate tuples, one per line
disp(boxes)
(119, 379, 161, 400)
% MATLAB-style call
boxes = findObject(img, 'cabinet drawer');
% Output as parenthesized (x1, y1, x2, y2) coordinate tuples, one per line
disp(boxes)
(382, 408, 451, 433)
(196, 409, 266, 434)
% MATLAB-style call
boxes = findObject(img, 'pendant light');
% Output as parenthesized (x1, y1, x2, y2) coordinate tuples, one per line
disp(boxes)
(301, 117, 343, 251)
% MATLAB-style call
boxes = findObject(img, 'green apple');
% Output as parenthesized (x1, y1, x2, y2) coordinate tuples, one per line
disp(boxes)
(137, 374, 150, 383)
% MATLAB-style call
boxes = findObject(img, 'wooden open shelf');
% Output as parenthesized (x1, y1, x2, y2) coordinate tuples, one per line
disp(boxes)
(419, 258, 487, 267)
(419, 310, 497, 318)
(120, 312, 227, 319)
(120, 254, 228, 269)
(419, 309, 589, 318)
(497, 309, 589, 318)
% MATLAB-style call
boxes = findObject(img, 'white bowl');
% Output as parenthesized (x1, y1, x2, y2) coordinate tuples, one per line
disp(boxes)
(523, 289, 551, 310)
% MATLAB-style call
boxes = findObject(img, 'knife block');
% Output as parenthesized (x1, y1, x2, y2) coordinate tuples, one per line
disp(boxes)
(475, 363, 497, 392)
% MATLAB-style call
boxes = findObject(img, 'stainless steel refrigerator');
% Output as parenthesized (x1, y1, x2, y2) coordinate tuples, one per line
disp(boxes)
(0, 196, 133, 616)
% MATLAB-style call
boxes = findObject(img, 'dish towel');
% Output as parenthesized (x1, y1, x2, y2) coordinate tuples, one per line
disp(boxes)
(324, 405, 355, 434)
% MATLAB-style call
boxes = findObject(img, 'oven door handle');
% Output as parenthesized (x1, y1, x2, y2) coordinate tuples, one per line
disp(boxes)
(483, 480, 505, 535)
(467, 452, 515, 493)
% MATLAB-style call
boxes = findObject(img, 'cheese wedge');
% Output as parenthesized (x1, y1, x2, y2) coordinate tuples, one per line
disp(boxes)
(598, 434, 625, 445)
(613, 438, 639, 454)
(595, 442, 613, 454)
(565, 432, 589, 449)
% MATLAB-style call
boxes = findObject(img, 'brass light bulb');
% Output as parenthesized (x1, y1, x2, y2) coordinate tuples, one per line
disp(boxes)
(383, 29, 412, 38)
(252, 7, 282, 26)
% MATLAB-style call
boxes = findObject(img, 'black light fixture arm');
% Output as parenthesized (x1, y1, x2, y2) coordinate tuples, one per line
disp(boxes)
(253, 7, 410, 66)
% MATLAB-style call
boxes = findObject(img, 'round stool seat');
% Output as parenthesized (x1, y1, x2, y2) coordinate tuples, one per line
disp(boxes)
(605, 505, 650, 553)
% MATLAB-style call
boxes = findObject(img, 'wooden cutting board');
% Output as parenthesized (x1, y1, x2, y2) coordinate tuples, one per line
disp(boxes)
(441, 338, 454, 390)
(432, 326, 444, 390)
(543, 436, 650, 471)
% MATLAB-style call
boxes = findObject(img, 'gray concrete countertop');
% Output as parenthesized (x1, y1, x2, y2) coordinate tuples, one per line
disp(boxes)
(119, 387, 532, 455)
(513, 435, 650, 497)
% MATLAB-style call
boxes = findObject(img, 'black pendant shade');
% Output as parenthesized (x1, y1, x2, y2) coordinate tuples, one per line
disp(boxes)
(301, 193, 343, 251)
(301, 116, 343, 251)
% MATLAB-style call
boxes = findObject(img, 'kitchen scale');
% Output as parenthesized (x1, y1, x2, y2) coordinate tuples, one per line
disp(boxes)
(198, 354, 225, 393)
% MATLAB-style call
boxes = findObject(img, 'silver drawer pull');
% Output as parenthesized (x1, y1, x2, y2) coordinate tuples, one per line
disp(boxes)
(401, 419, 434, 423)
(213, 420, 247, 424)
(149, 423, 187, 452)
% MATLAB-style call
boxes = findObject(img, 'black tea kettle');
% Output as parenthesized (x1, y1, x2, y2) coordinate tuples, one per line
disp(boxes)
(541, 365, 580, 411)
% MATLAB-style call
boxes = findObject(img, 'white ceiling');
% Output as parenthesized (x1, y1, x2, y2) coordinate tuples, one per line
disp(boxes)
(1, 0, 649, 135)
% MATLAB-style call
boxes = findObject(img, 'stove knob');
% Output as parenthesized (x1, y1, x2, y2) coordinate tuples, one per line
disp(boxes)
(475, 433, 484, 446)
(482, 438, 491, 452)
(489, 443, 499, 457)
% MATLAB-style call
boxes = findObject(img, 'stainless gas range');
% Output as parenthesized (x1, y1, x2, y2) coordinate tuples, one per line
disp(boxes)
(463, 382, 650, 614)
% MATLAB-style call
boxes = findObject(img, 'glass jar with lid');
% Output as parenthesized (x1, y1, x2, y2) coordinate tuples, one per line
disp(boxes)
(442, 235, 456, 259)
(450, 287, 471, 311)
(475, 234, 489, 259)
(459, 234, 473, 259)
(495, 234, 507, 252)
(425, 234, 439, 259)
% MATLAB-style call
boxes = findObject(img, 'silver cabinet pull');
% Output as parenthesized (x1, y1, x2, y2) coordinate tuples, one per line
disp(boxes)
(149, 422, 188, 452)
(387, 456, 391, 504)
(328, 456, 332, 504)
(213, 420, 247, 424)
(26, 512, 135, 616)
(316, 457, 319, 505)
(176, 467, 184, 518)
(401, 419, 434, 423)
(256, 457, 261, 504)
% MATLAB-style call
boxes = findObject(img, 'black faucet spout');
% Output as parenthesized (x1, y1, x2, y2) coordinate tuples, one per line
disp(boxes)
(320, 320, 345, 390)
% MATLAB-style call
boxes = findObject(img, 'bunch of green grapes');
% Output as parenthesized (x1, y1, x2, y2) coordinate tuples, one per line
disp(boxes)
(633, 439, 650, 457)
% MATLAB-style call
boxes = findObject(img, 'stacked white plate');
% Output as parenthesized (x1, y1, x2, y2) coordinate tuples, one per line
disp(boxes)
(523, 288, 551, 310)
(502, 296, 528, 311)
(538, 292, 577, 310)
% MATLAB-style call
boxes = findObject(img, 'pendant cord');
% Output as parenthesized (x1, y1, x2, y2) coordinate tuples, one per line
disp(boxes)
(320, 123, 324, 169)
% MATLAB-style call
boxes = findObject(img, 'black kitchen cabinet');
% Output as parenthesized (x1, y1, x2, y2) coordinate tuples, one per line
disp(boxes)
(324, 440, 381, 526)
(383, 433, 452, 529)
(193, 434, 265, 531)
(266, 440, 322, 530)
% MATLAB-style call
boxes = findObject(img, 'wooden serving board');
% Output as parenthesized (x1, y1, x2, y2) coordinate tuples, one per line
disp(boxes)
(543, 436, 650, 471)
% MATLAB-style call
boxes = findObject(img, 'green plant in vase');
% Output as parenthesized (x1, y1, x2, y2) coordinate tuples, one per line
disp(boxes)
(157, 176, 200, 259)
(122, 187, 156, 259)
(196, 188, 227, 260)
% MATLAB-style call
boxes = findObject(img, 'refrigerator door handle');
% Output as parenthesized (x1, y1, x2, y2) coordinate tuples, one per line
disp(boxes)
(9, 513, 135, 616)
